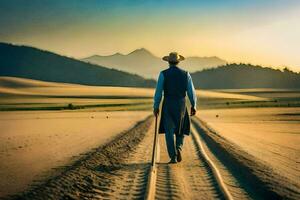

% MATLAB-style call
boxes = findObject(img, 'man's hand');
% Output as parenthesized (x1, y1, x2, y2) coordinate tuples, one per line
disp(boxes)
(153, 108, 159, 117)
(190, 107, 196, 116)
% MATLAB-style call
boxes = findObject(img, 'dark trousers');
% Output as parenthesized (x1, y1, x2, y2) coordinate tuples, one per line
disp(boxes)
(165, 126, 184, 159)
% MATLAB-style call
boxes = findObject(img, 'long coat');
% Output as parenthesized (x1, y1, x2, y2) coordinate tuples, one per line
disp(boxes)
(158, 98, 191, 135)
(158, 67, 191, 136)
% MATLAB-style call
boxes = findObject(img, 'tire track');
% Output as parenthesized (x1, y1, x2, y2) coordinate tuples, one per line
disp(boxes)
(154, 132, 225, 200)
(93, 120, 154, 199)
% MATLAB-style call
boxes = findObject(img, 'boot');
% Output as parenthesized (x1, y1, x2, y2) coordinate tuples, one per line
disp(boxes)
(177, 149, 182, 162)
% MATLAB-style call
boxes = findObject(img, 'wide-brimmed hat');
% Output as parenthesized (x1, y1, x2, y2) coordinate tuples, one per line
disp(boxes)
(162, 52, 185, 62)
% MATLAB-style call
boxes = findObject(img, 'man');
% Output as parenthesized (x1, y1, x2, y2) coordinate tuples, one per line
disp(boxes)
(153, 52, 197, 164)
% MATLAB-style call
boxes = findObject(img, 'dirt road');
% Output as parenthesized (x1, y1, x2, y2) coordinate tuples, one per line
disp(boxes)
(154, 133, 223, 199)
(10, 116, 300, 200)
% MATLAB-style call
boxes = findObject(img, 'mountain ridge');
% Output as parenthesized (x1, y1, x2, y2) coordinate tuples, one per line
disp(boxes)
(0, 42, 156, 87)
(82, 48, 227, 78)
(2, 42, 299, 89)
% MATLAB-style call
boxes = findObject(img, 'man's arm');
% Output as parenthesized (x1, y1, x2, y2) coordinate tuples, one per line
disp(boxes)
(187, 72, 197, 115)
(153, 72, 164, 116)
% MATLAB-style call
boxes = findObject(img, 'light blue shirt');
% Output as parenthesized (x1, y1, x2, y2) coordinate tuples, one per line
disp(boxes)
(153, 70, 197, 109)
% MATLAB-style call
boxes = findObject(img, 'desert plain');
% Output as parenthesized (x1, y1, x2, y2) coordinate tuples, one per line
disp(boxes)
(0, 76, 299, 199)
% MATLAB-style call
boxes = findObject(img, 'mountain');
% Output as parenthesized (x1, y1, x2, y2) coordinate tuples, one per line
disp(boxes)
(0, 43, 155, 88)
(2, 43, 298, 90)
(82, 48, 226, 78)
(190, 64, 300, 89)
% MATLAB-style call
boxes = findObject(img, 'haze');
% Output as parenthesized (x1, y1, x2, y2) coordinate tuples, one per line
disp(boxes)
(1, 0, 300, 71)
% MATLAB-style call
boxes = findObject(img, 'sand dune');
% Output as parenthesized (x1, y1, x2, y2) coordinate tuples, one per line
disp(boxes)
(0, 76, 154, 97)
(0, 76, 266, 101)
(0, 76, 72, 88)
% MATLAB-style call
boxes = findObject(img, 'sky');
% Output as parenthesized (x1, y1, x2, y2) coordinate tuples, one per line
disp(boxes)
(1, 0, 300, 71)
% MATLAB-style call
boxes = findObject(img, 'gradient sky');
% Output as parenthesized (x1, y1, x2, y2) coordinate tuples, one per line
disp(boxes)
(1, 0, 300, 71)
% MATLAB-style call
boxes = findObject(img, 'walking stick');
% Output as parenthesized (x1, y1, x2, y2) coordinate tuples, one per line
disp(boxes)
(151, 115, 158, 167)
(145, 115, 159, 200)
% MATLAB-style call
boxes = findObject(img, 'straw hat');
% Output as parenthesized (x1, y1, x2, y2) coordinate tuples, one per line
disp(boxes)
(162, 52, 185, 62)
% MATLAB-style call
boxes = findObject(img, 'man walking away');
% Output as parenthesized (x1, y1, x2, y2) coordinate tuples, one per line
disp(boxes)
(153, 52, 197, 164)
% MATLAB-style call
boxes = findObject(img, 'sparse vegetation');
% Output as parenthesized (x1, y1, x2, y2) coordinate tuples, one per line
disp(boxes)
(67, 103, 75, 110)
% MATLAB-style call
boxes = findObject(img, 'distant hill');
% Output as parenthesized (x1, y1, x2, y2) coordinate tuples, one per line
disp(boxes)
(82, 48, 226, 78)
(2, 43, 299, 90)
(0, 43, 155, 88)
(191, 64, 300, 89)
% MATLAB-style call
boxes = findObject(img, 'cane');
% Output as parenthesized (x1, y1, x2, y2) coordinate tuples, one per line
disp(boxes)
(151, 115, 158, 167)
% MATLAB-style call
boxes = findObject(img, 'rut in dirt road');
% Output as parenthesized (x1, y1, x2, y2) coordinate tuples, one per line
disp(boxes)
(92, 121, 155, 199)
(154, 133, 224, 200)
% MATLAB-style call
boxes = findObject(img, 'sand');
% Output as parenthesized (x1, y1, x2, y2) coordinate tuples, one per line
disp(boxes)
(0, 76, 269, 112)
(15, 116, 153, 200)
(0, 110, 150, 198)
(1, 76, 299, 198)
(0, 76, 270, 113)
(0, 76, 265, 101)
(218, 88, 300, 98)
(196, 90, 266, 101)
(197, 107, 300, 188)
(0, 76, 155, 111)
(0, 76, 155, 97)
